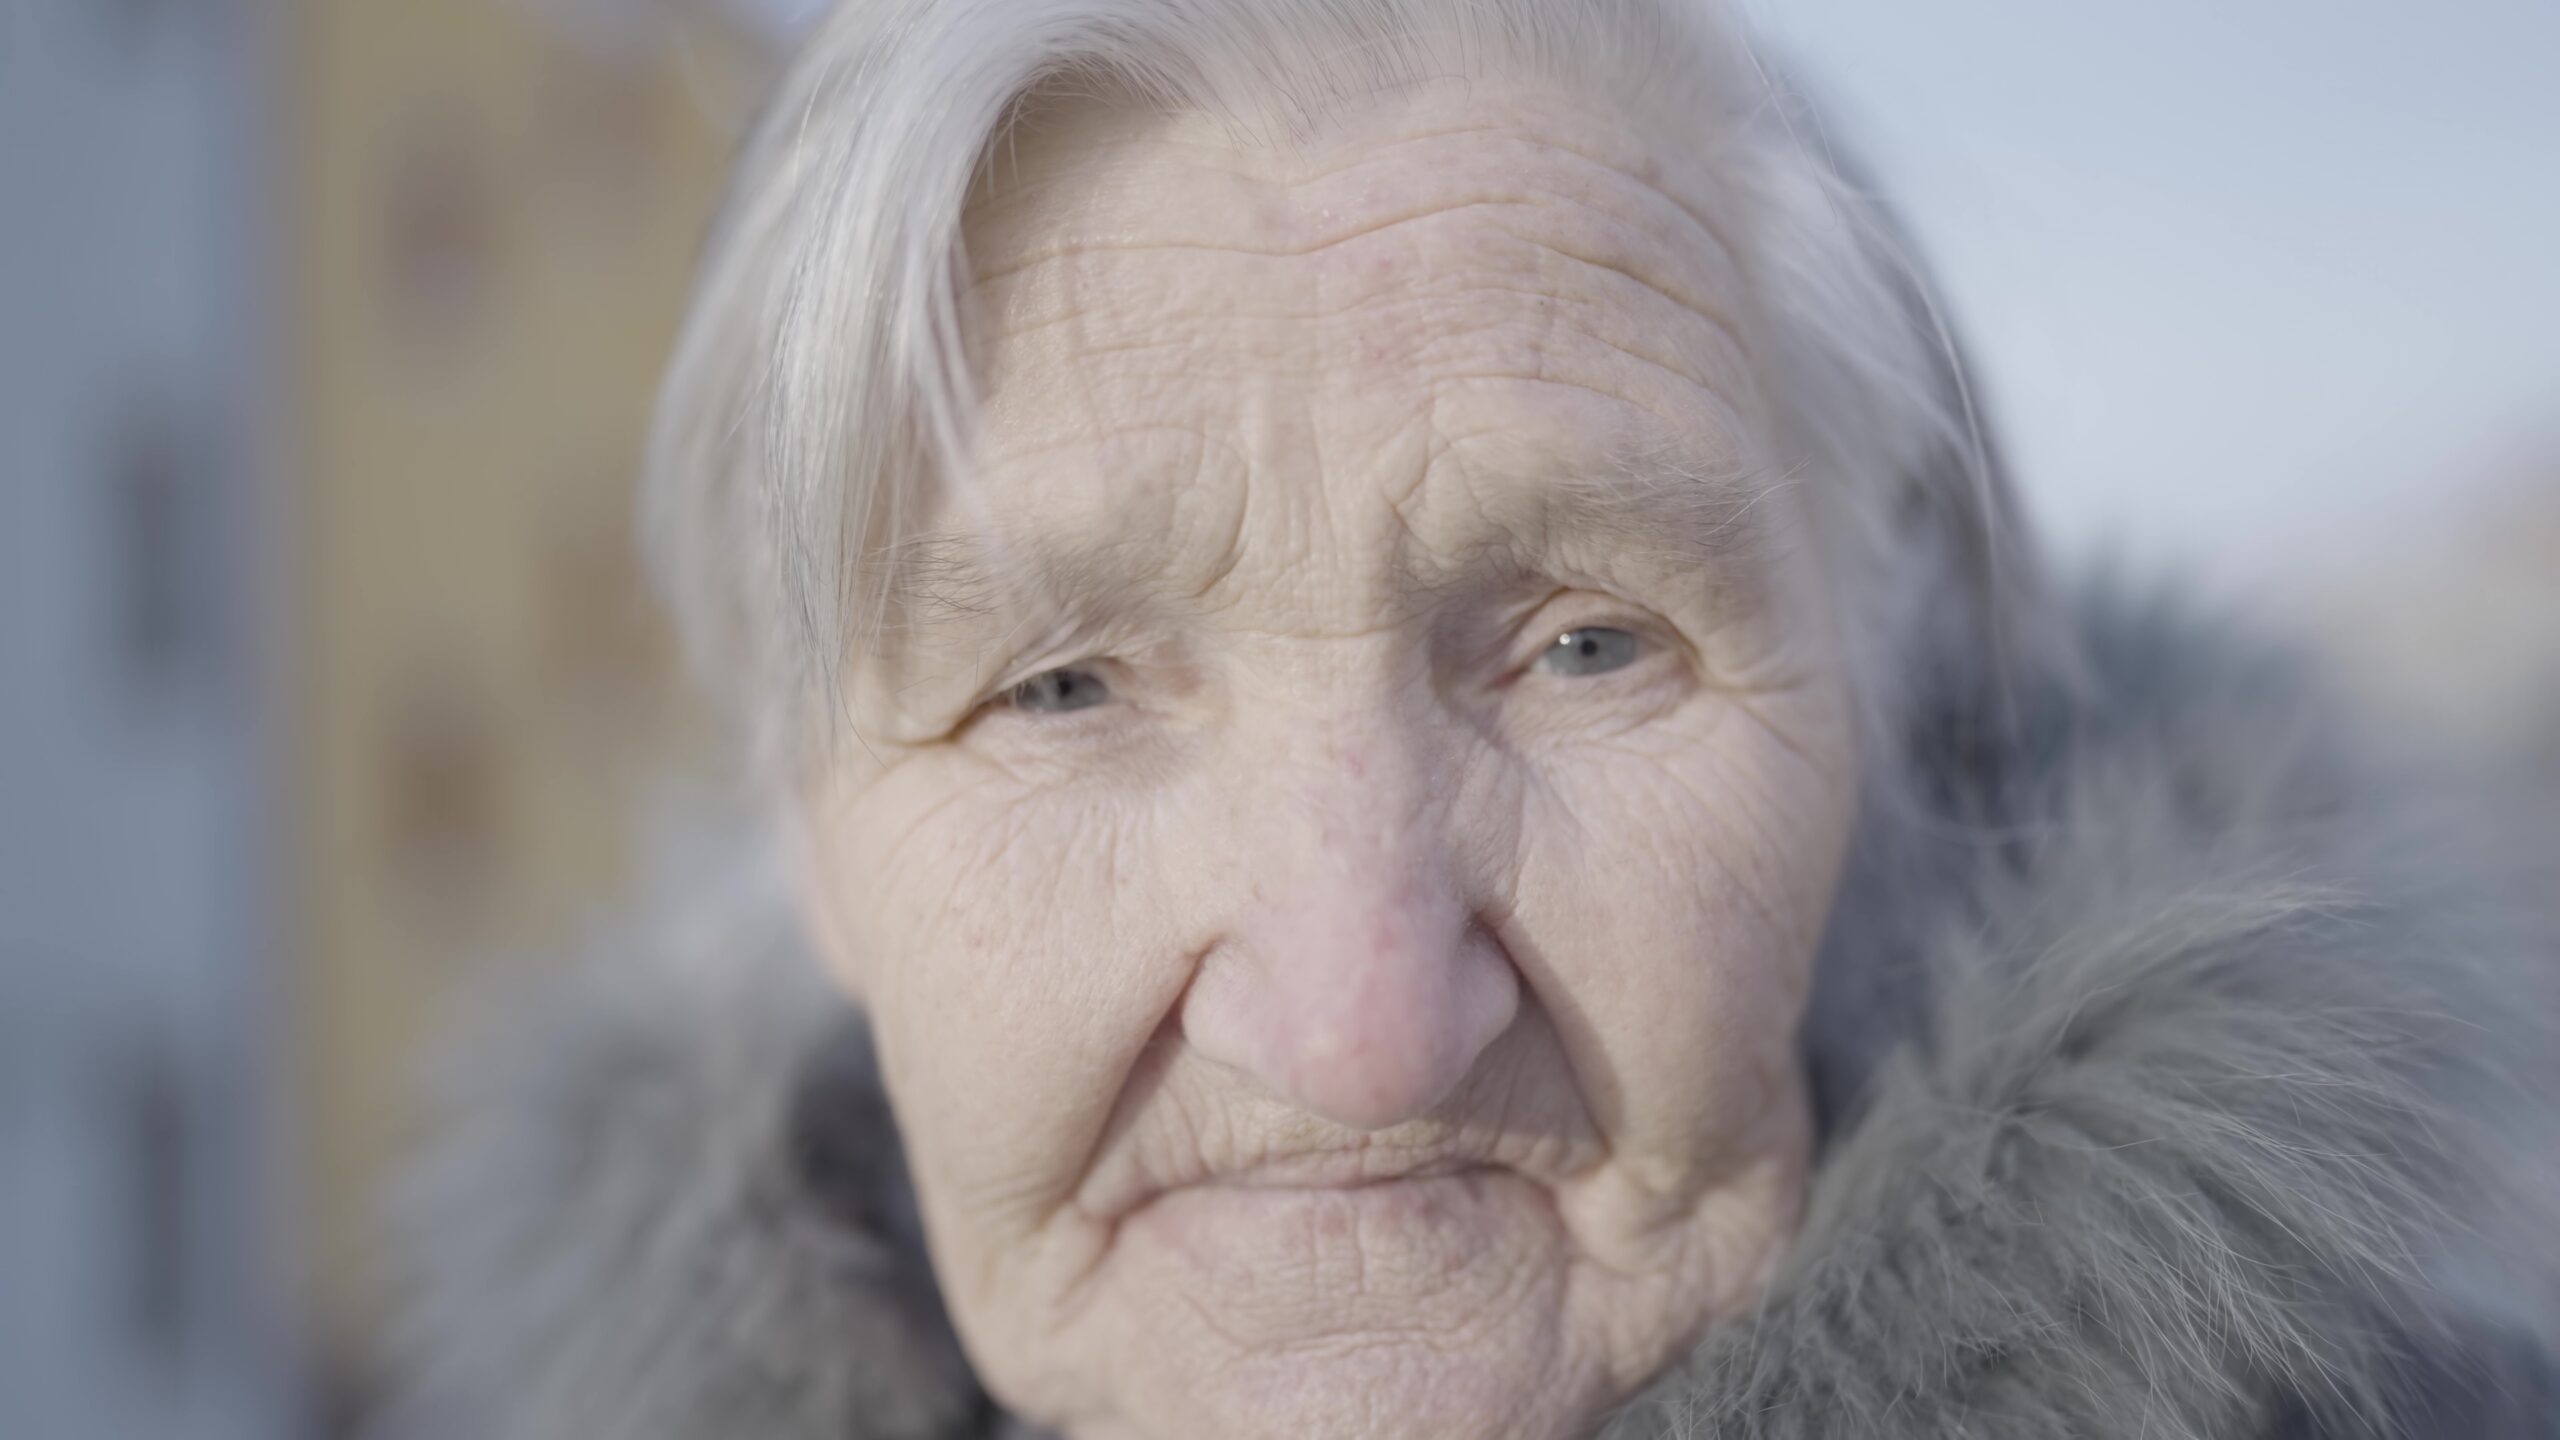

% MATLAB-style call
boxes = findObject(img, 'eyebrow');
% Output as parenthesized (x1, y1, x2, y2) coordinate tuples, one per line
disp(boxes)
(868, 426, 1786, 652)
(865, 519, 1153, 654)
(1467, 429, 1787, 577)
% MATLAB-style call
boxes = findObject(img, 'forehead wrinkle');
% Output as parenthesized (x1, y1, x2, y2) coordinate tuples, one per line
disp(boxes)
(972, 82, 1742, 275)
(975, 271, 1744, 440)
(1327, 269, 1746, 433)
(970, 180, 1752, 425)
(974, 111, 1620, 221)
(981, 226, 1752, 442)
(992, 273, 1707, 384)
(970, 196, 1738, 356)
(967, 127, 1743, 354)
(1298, 123, 1746, 321)
(1306, 119, 1739, 267)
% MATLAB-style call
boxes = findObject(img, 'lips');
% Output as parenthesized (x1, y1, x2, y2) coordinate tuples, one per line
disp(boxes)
(1079, 1140, 1509, 1226)
(1071, 1026, 1611, 1228)
(1204, 1152, 1487, 1190)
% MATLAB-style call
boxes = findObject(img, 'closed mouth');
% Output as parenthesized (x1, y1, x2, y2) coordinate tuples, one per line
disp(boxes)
(1083, 1148, 1506, 1225)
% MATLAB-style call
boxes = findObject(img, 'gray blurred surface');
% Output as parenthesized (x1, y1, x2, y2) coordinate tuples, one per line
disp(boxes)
(2, 0, 296, 1436)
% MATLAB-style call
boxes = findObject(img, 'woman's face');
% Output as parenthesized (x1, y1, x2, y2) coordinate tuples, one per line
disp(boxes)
(795, 80, 1859, 1440)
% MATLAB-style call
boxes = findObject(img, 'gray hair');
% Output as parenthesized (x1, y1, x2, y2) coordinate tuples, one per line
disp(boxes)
(641, 0, 2050, 779)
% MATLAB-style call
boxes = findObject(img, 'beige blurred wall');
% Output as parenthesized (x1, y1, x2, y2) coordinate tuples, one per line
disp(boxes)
(288, 0, 758, 1371)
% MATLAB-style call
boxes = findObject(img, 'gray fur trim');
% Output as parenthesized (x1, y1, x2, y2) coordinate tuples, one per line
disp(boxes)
(378, 589, 2560, 1439)
(1625, 592, 2560, 1439)
(373, 863, 993, 1440)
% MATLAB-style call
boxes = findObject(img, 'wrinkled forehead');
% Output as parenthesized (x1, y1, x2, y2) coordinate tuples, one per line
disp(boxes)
(878, 76, 1782, 639)
(962, 76, 1758, 426)
(961, 75, 1743, 288)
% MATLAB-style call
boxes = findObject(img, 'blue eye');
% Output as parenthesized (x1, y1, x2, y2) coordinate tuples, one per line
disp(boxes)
(1535, 628, 1640, 678)
(1007, 666, 1112, 713)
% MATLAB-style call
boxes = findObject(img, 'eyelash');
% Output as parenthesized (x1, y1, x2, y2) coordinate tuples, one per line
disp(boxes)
(972, 658, 1122, 724)
(971, 608, 1675, 723)
(1505, 593, 1679, 671)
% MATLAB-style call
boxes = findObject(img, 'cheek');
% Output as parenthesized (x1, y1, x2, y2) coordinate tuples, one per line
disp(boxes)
(805, 761, 1203, 1236)
(1508, 698, 1851, 1150)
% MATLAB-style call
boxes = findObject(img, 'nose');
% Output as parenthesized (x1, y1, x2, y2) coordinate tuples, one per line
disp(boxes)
(1178, 738, 1519, 1132)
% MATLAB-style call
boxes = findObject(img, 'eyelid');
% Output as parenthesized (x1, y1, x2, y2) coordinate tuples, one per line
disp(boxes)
(963, 648, 1157, 736)
(987, 656, 1105, 704)
(1504, 598, 1681, 678)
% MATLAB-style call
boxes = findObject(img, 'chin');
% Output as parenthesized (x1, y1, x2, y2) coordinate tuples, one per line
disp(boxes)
(1027, 1170, 1649, 1440)
(1110, 1338, 1613, 1440)
(1081, 1302, 1619, 1440)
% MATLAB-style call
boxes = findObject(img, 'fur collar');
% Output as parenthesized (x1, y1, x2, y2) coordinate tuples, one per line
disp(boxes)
(380, 590, 2560, 1439)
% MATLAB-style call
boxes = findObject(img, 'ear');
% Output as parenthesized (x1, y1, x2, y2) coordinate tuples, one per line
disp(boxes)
(780, 800, 870, 1007)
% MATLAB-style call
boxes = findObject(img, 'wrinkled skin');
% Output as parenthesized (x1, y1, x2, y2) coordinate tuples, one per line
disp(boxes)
(793, 77, 1860, 1440)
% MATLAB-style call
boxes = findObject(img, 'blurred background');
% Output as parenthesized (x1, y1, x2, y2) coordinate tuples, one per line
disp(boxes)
(0, 1, 2551, 1437)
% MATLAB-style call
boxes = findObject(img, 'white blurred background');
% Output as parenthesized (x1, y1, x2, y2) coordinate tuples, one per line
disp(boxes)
(1749, 0, 2560, 594)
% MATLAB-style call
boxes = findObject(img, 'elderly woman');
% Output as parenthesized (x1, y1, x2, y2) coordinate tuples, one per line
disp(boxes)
(391, 2, 2560, 1437)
